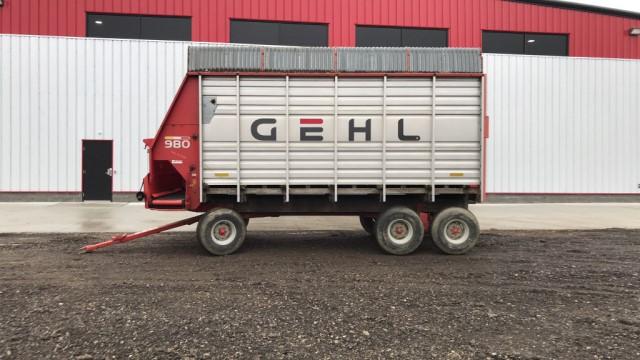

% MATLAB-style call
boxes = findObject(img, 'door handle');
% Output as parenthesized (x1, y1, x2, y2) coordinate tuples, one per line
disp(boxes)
(105, 168, 113, 177)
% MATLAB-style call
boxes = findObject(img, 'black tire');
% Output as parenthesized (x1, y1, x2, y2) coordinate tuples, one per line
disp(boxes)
(359, 216, 376, 235)
(197, 208, 247, 256)
(374, 207, 424, 255)
(430, 207, 480, 255)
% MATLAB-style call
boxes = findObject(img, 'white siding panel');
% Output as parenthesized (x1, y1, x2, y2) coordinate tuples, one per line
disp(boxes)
(0, 35, 189, 192)
(2, 35, 639, 195)
(484, 54, 640, 194)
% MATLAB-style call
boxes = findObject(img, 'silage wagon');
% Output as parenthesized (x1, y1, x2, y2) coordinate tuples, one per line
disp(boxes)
(85, 45, 487, 256)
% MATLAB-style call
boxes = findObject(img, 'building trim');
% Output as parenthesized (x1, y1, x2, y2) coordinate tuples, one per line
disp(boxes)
(509, 0, 640, 20)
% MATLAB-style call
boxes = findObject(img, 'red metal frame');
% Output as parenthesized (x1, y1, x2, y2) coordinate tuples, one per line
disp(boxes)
(151, 187, 183, 199)
(150, 199, 185, 206)
(81, 139, 114, 201)
(146, 75, 190, 149)
(419, 212, 430, 233)
(143, 75, 201, 211)
(83, 215, 202, 252)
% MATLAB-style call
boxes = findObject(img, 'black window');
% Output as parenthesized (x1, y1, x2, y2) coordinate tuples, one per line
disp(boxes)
(482, 31, 524, 55)
(87, 14, 140, 40)
(139, 16, 191, 41)
(278, 22, 328, 46)
(400, 28, 448, 47)
(230, 20, 279, 45)
(356, 26, 448, 47)
(87, 13, 191, 41)
(356, 26, 402, 47)
(230, 20, 328, 46)
(482, 31, 568, 56)
(524, 33, 569, 56)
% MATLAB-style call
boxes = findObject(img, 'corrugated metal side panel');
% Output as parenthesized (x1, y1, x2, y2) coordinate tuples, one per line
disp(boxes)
(1, 0, 639, 59)
(265, 47, 334, 72)
(337, 47, 483, 73)
(484, 54, 640, 194)
(188, 45, 261, 72)
(337, 48, 405, 72)
(0, 35, 189, 192)
(409, 48, 482, 73)
(188, 46, 482, 73)
(201, 76, 481, 188)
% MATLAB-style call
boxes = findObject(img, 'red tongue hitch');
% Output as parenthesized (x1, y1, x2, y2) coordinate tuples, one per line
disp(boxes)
(83, 215, 202, 252)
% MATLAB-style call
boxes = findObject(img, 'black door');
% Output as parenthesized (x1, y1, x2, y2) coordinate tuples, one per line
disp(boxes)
(82, 140, 113, 201)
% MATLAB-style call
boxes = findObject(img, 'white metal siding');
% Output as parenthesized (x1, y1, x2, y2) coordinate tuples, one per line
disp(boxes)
(2, 35, 640, 195)
(484, 54, 640, 194)
(0, 35, 189, 192)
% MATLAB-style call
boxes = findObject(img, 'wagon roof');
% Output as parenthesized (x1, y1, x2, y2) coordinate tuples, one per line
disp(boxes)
(188, 45, 482, 74)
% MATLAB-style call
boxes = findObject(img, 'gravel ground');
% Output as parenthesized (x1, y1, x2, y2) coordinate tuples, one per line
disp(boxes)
(0, 229, 639, 359)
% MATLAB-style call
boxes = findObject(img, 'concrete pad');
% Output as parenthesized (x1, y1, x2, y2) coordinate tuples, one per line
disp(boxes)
(472, 203, 640, 230)
(0, 202, 639, 233)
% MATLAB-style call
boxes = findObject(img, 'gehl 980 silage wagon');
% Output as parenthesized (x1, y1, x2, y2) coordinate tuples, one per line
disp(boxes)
(84, 45, 488, 256)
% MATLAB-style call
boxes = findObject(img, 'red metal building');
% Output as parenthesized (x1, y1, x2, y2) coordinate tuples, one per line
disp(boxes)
(1, 0, 639, 58)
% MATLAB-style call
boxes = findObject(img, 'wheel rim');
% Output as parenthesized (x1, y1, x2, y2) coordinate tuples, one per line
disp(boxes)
(386, 219, 414, 245)
(443, 219, 470, 245)
(211, 220, 237, 246)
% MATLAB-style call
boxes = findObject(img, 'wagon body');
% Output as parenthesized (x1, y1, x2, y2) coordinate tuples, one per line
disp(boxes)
(130, 45, 487, 256)
(142, 46, 486, 213)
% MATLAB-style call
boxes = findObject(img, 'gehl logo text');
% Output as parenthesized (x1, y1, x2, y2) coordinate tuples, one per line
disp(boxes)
(251, 118, 420, 141)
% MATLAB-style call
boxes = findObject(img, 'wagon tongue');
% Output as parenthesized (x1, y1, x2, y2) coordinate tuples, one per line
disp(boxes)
(82, 215, 202, 253)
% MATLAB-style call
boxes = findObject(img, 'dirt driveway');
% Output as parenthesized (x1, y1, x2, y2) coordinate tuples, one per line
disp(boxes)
(0, 230, 639, 359)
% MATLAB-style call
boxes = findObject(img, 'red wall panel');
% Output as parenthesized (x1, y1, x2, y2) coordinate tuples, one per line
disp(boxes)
(1, 0, 639, 59)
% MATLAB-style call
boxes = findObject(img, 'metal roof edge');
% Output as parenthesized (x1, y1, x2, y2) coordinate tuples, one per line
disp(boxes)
(508, 0, 640, 20)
